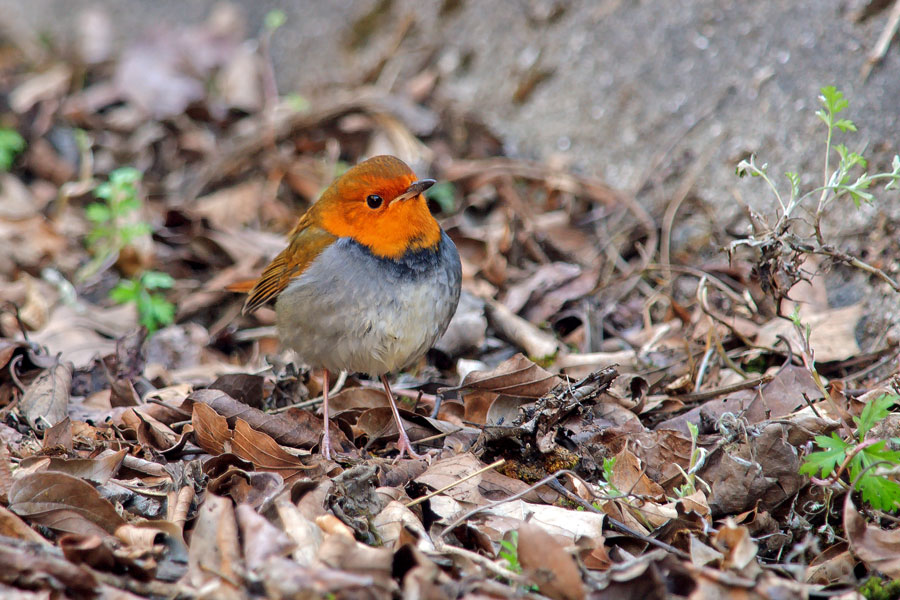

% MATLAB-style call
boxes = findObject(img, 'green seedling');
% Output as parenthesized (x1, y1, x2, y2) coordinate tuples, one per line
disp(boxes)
(425, 181, 457, 213)
(0, 127, 26, 171)
(674, 421, 710, 498)
(600, 457, 623, 498)
(80, 167, 152, 281)
(109, 270, 175, 333)
(801, 394, 900, 512)
(498, 531, 522, 574)
(732, 86, 900, 295)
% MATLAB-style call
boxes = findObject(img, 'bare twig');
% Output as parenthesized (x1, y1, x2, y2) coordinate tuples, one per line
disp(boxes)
(861, 0, 900, 80)
(668, 373, 773, 403)
(406, 459, 505, 508)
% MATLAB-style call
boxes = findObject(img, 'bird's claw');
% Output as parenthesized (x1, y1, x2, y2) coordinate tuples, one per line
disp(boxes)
(394, 431, 426, 461)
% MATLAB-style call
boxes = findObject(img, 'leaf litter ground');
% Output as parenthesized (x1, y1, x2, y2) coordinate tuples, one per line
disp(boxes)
(0, 6, 899, 600)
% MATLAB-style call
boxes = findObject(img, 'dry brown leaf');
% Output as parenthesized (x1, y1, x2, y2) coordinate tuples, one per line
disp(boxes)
(609, 449, 665, 500)
(116, 519, 188, 555)
(701, 423, 803, 516)
(186, 494, 243, 597)
(844, 495, 900, 579)
(17, 449, 126, 485)
(712, 519, 760, 573)
(208, 466, 284, 508)
(231, 418, 317, 482)
(209, 373, 266, 408)
(316, 527, 395, 582)
(194, 180, 265, 229)
(0, 504, 50, 544)
(328, 387, 390, 413)
(9, 471, 125, 537)
(0, 173, 38, 220)
(806, 542, 855, 585)
(58, 533, 117, 571)
(456, 353, 562, 398)
(41, 416, 73, 452)
(479, 499, 605, 542)
(20, 361, 71, 432)
(235, 503, 296, 571)
(517, 522, 586, 600)
(415, 453, 547, 506)
(9, 64, 72, 112)
(275, 495, 323, 566)
(0, 535, 97, 596)
(192, 400, 231, 455)
(372, 500, 433, 552)
(756, 303, 863, 363)
(189, 389, 319, 449)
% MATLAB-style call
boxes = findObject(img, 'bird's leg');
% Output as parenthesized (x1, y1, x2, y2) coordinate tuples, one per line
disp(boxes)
(381, 375, 425, 460)
(321, 369, 332, 460)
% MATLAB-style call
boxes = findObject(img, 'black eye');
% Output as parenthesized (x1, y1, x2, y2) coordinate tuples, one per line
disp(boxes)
(366, 194, 383, 209)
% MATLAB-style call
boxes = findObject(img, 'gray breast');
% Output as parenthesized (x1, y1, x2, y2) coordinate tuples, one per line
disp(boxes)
(275, 232, 462, 376)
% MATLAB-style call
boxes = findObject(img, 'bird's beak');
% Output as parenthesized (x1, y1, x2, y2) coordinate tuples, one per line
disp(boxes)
(395, 179, 436, 202)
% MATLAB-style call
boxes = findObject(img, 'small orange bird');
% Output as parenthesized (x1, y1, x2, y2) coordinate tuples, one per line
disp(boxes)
(240, 155, 461, 459)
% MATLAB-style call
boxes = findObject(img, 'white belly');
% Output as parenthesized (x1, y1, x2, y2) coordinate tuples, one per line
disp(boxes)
(275, 234, 461, 376)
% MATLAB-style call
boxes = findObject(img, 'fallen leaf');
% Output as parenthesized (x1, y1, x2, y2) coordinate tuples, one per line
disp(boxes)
(9, 64, 72, 113)
(192, 400, 231, 455)
(372, 500, 433, 552)
(231, 418, 318, 482)
(416, 453, 546, 506)
(194, 180, 265, 230)
(17, 449, 126, 485)
(20, 362, 72, 432)
(42, 416, 73, 452)
(235, 503, 295, 571)
(517, 522, 586, 600)
(0, 536, 97, 596)
(457, 353, 562, 397)
(844, 494, 900, 579)
(186, 494, 243, 597)
(189, 389, 320, 449)
(9, 471, 125, 536)
(756, 303, 863, 362)
(0, 504, 50, 544)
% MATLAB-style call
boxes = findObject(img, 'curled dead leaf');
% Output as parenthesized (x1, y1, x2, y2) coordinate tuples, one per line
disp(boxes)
(517, 522, 586, 600)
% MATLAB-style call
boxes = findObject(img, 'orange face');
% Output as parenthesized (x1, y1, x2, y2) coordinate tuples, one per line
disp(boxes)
(316, 156, 441, 259)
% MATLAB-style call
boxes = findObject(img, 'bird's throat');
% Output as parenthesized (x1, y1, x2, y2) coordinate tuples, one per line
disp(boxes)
(321, 197, 442, 259)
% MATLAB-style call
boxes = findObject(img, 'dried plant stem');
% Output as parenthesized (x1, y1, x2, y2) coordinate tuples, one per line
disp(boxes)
(406, 459, 505, 508)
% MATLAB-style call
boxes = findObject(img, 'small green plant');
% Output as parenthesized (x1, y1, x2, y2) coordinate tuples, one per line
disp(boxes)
(80, 167, 152, 281)
(599, 457, 623, 498)
(0, 127, 25, 171)
(731, 86, 900, 300)
(860, 575, 900, 600)
(264, 9, 287, 31)
(498, 531, 522, 574)
(674, 422, 710, 498)
(425, 181, 457, 213)
(285, 92, 310, 113)
(86, 167, 150, 249)
(109, 271, 175, 333)
(800, 394, 900, 512)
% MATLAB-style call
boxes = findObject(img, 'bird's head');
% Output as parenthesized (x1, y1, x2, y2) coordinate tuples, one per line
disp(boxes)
(314, 155, 440, 259)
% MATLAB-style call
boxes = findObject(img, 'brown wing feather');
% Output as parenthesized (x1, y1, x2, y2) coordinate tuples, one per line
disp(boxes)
(242, 218, 336, 314)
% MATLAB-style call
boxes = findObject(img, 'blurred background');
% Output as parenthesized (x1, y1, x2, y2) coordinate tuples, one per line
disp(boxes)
(4, 0, 899, 220)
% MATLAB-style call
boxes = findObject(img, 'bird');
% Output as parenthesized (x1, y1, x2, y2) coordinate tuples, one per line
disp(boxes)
(238, 155, 461, 460)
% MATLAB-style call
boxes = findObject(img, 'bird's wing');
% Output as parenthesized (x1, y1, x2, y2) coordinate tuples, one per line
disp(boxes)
(242, 218, 336, 314)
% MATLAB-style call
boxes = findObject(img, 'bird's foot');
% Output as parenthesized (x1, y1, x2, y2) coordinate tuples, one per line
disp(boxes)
(394, 430, 426, 461)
